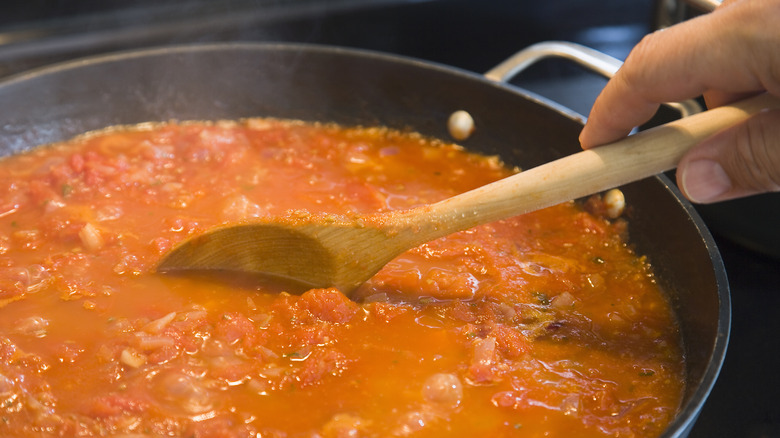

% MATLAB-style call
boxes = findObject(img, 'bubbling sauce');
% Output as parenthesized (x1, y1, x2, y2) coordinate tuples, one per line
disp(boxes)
(0, 119, 684, 437)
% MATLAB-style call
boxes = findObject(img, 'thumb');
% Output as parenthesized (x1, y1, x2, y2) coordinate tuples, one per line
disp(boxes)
(677, 108, 780, 203)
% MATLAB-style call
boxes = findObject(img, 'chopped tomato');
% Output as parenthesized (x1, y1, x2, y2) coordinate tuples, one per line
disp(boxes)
(0, 120, 684, 437)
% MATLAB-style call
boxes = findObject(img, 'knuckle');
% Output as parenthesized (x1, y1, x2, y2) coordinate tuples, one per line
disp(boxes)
(619, 34, 656, 85)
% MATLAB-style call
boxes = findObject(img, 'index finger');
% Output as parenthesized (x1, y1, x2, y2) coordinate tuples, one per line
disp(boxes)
(579, 2, 772, 148)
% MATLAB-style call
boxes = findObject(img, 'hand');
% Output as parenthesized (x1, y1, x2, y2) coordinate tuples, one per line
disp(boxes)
(579, 0, 780, 203)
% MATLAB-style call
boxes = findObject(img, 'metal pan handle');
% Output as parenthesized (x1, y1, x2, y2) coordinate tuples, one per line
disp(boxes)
(485, 41, 702, 117)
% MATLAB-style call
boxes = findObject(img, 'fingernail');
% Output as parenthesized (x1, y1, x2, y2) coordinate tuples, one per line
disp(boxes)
(681, 160, 732, 203)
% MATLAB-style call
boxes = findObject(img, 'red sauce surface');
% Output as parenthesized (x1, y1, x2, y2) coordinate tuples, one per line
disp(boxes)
(0, 120, 685, 437)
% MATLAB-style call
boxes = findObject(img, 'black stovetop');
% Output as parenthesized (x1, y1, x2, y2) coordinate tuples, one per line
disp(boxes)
(1, 1, 778, 436)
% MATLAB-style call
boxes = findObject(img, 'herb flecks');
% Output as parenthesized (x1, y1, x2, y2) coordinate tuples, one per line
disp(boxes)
(532, 291, 551, 306)
(62, 184, 73, 198)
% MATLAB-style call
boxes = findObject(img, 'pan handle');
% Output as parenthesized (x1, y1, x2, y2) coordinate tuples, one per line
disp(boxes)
(484, 41, 702, 118)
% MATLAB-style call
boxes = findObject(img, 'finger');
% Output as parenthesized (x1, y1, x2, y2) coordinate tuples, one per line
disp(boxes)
(579, 20, 717, 148)
(580, 0, 780, 148)
(677, 109, 780, 203)
(702, 90, 762, 109)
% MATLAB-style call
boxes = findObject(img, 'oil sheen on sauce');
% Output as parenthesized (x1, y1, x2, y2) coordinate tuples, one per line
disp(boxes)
(0, 119, 685, 437)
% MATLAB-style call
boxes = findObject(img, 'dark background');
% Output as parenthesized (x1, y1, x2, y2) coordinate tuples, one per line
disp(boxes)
(1, 1, 778, 436)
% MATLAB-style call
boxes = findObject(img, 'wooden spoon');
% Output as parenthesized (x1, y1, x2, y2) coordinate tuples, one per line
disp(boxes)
(157, 93, 780, 296)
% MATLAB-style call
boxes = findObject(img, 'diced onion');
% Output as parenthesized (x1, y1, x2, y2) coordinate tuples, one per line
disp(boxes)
(25, 265, 50, 293)
(13, 316, 49, 338)
(221, 195, 266, 221)
(561, 394, 580, 416)
(153, 371, 213, 415)
(120, 348, 147, 368)
(393, 410, 437, 436)
(447, 110, 475, 141)
(143, 312, 177, 334)
(552, 291, 576, 308)
(78, 223, 104, 251)
(604, 188, 625, 218)
(134, 334, 175, 350)
(472, 337, 496, 367)
(422, 373, 463, 408)
(321, 413, 366, 437)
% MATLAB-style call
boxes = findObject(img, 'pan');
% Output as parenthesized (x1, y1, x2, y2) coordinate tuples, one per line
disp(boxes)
(0, 42, 729, 437)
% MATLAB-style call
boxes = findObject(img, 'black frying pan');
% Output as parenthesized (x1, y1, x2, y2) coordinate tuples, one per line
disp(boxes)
(0, 42, 729, 437)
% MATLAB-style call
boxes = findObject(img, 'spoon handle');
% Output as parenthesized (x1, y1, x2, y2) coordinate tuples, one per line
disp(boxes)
(402, 93, 780, 242)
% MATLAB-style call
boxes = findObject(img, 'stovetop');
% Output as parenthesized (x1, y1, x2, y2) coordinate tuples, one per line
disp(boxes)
(1, 1, 778, 436)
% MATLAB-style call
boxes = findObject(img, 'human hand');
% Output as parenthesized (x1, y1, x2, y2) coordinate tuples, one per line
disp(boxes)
(579, 0, 780, 203)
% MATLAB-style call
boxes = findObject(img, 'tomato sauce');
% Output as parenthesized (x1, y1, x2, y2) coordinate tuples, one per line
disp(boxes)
(0, 120, 685, 437)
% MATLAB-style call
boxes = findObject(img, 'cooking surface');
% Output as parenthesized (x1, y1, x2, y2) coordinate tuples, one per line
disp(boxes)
(0, 1, 778, 436)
